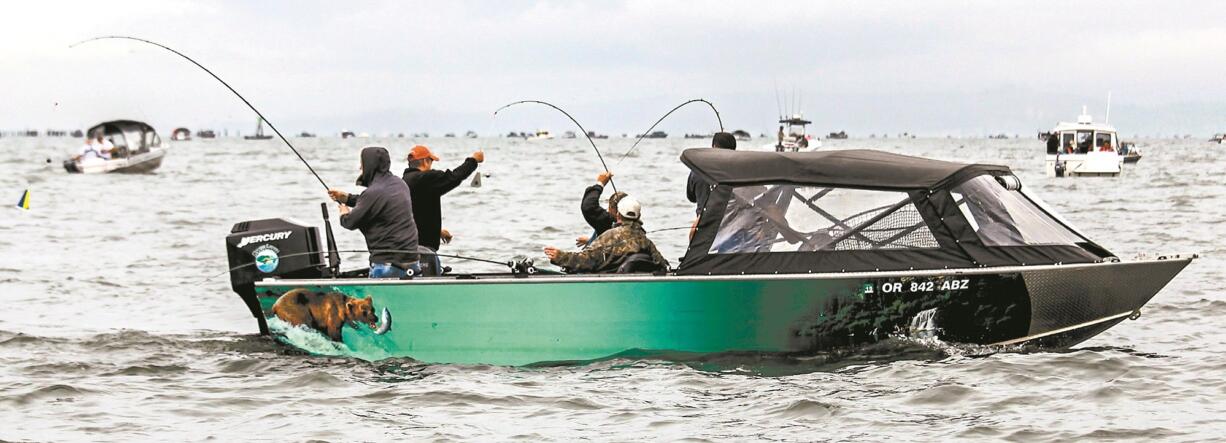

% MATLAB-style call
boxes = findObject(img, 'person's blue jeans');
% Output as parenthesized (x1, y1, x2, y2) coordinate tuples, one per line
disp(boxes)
(370, 262, 420, 279)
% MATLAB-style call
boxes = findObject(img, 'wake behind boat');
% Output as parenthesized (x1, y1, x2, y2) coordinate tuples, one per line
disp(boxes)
(224, 148, 1192, 365)
(63, 120, 167, 174)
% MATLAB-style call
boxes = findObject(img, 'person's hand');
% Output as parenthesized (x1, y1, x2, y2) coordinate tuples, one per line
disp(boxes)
(328, 189, 348, 203)
(440, 228, 453, 244)
(337, 203, 350, 216)
(471, 151, 485, 163)
(574, 236, 589, 246)
(543, 247, 561, 260)
(597, 171, 613, 185)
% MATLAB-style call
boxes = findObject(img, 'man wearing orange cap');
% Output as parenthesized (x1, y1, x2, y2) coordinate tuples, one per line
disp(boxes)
(403, 145, 484, 253)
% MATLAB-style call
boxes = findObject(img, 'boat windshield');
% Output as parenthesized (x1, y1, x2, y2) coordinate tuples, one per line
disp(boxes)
(707, 185, 939, 254)
(1076, 130, 1093, 153)
(951, 176, 1084, 246)
(1094, 131, 1115, 152)
(1060, 132, 1075, 153)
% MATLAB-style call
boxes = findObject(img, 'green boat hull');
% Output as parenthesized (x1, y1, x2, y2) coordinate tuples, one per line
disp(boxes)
(252, 258, 1190, 366)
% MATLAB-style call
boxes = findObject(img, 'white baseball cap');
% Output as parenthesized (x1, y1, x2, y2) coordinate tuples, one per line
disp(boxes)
(618, 196, 642, 220)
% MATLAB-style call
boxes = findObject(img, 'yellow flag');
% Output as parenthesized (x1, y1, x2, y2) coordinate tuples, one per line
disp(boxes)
(16, 189, 29, 210)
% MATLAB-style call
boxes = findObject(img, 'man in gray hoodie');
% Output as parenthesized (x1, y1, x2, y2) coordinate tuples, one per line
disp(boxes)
(329, 146, 421, 278)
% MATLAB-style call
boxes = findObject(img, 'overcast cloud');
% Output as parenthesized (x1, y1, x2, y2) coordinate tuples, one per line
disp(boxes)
(3, 0, 1225, 136)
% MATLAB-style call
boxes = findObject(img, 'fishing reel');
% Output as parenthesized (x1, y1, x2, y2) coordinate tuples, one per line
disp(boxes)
(507, 258, 538, 276)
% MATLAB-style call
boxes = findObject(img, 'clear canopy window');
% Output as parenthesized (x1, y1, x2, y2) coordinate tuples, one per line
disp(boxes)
(951, 176, 1084, 247)
(709, 185, 939, 254)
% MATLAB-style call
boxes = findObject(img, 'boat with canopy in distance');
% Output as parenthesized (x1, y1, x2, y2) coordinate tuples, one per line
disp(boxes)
(63, 120, 167, 174)
(223, 149, 1193, 366)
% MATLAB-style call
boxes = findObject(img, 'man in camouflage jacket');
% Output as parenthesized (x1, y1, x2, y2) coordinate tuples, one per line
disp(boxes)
(544, 196, 670, 273)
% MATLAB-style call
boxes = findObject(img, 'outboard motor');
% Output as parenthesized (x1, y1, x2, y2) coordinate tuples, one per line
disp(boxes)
(226, 218, 325, 334)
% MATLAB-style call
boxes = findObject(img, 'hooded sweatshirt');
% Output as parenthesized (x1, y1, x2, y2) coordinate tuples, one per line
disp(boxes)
(339, 147, 420, 263)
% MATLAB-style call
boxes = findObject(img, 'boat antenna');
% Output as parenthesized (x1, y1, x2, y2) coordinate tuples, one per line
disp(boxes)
(791, 86, 797, 117)
(774, 79, 783, 120)
(70, 35, 329, 191)
(616, 98, 724, 165)
(1105, 91, 1112, 124)
(493, 100, 616, 192)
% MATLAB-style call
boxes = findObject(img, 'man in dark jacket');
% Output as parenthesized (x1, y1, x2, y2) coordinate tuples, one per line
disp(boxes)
(575, 171, 627, 246)
(685, 132, 737, 238)
(402, 145, 483, 251)
(328, 146, 421, 278)
(686, 132, 737, 213)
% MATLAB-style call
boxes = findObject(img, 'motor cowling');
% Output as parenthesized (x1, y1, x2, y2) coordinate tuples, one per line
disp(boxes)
(225, 218, 325, 334)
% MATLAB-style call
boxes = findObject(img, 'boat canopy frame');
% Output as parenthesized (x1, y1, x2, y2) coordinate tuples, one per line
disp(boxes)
(87, 120, 161, 156)
(678, 149, 1112, 275)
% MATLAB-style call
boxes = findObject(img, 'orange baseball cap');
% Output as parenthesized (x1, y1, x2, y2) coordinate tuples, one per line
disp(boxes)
(408, 145, 439, 161)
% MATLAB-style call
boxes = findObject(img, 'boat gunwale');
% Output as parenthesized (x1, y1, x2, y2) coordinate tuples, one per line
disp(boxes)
(71, 147, 168, 173)
(252, 254, 1195, 288)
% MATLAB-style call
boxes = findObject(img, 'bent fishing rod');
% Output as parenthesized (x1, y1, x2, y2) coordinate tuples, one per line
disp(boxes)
(617, 98, 723, 165)
(493, 100, 617, 192)
(70, 35, 329, 191)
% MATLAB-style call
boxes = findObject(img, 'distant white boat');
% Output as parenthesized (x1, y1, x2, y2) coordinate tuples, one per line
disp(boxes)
(1044, 106, 1124, 177)
(171, 127, 191, 141)
(770, 114, 821, 152)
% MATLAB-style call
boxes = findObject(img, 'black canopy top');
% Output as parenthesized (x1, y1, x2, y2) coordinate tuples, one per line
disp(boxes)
(779, 117, 811, 125)
(87, 120, 157, 135)
(681, 148, 1011, 190)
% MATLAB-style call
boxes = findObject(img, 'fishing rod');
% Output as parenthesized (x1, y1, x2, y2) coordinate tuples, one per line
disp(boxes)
(201, 248, 520, 283)
(493, 100, 616, 193)
(616, 98, 723, 165)
(69, 35, 329, 191)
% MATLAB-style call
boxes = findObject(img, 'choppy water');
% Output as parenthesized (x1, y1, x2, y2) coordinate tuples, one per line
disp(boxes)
(1, 135, 1223, 441)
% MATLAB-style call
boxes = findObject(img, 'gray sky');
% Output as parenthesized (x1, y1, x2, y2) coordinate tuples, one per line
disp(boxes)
(4, 0, 1225, 136)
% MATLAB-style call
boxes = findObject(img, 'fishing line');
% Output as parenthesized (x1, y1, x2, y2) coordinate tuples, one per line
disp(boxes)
(493, 100, 616, 193)
(616, 98, 723, 165)
(70, 35, 330, 191)
(648, 225, 692, 234)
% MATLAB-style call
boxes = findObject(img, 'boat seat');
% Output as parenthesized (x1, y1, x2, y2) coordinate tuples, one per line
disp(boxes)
(417, 246, 443, 277)
(617, 253, 662, 274)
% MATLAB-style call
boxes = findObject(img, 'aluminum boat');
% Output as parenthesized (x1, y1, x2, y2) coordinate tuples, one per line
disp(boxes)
(224, 149, 1192, 365)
